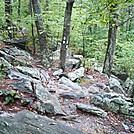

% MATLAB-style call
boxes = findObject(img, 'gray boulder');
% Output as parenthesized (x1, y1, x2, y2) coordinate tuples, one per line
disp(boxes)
(109, 77, 125, 94)
(123, 78, 134, 97)
(87, 85, 100, 94)
(60, 77, 82, 90)
(0, 50, 30, 66)
(15, 66, 48, 83)
(2, 46, 33, 60)
(10, 80, 33, 94)
(60, 91, 85, 99)
(53, 69, 63, 76)
(68, 67, 84, 81)
(76, 103, 107, 118)
(0, 110, 85, 134)
(91, 92, 134, 120)
(34, 82, 65, 115)
(66, 58, 80, 69)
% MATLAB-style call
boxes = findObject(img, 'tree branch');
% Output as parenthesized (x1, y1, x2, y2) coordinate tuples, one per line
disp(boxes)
(118, 15, 134, 26)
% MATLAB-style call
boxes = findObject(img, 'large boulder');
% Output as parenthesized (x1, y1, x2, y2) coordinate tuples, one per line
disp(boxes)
(15, 66, 49, 83)
(68, 67, 84, 81)
(59, 77, 82, 91)
(91, 92, 134, 120)
(60, 91, 85, 99)
(76, 103, 107, 118)
(2, 46, 33, 60)
(0, 110, 85, 134)
(33, 82, 65, 115)
(123, 78, 134, 98)
(109, 76, 125, 94)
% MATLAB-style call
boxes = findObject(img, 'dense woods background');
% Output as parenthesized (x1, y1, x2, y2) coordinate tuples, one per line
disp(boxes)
(0, 0, 134, 79)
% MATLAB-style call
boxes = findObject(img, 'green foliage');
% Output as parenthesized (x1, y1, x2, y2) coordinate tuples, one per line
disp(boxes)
(0, 90, 20, 105)
(0, 0, 133, 79)
(0, 61, 9, 78)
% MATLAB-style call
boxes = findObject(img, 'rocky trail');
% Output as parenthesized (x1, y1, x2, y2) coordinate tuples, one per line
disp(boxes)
(0, 44, 134, 134)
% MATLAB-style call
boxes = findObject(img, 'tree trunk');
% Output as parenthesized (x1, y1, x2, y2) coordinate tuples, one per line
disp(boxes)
(18, 0, 21, 22)
(5, 0, 13, 39)
(103, 4, 119, 77)
(32, 0, 51, 67)
(31, 0, 46, 48)
(60, 0, 74, 71)
(29, 0, 36, 54)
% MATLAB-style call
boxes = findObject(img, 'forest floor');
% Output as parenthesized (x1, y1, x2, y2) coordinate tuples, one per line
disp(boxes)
(0, 53, 133, 134)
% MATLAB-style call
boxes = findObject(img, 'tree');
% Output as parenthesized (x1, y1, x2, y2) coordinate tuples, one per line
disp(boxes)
(103, 1, 134, 77)
(31, 0, 46, 49)
(5, 0, 13, 39)
(102, 3, 120, 77)
(60, 0, 74, 71)
(31, 0, 52, 67)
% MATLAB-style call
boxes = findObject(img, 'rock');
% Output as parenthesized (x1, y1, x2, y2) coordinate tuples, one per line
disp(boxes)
(0, 110, 85, 134)
(111, 72, 129, 81)
(2, 46, 33, 60)
(130, 127, 134, 133)
(60, 91, 85, 99)
(61, 115, 79, 121)
(96, 83, 107, 89)
(52, 49, 71, 61)
(76, 103, 107, 118)
(0, 49, 31, 66)
(34, 82, 65, 115)
(123, 78, 134, 97)
(86, 75, 94, 79)
(0, 50, 15, 63)
(20, 97, 35, 106)
(15, 66, 48, 83)
(52, 50, 60, 60)
(58, 84, 72, 90)
(122, 123, 129, 132)
(109, 77, 125, 94)
(0, 57, 13, 68)
(87, 85, 100, 94)
(60, 77, 82, 90)
(10, 80, 33, 94)
(73, 54, 83, 59)
(94, 67, 103, 73)
(91, 92, 134, 119)
(123, 122, 134, 133)
(66, 58, 81, 69)
(3, 38, 27, 50)
(15, 66, 40, 80)
(68, 67, 84, 81)
(53, 69, 63, 76)
(47, 88, 56, 93)
(40, 69, 50, 80)
(8, 70, 33, 81)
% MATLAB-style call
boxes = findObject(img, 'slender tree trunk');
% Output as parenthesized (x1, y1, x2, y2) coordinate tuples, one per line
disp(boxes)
(29, 0, 36, 54)
(5, 0, 13, 39)
(18, 0, 21, 22)
(60, 0, 74, 71)
(103, 4, 119, 77)
(32, 0, 51, 67)
(31, 0, 46, 48)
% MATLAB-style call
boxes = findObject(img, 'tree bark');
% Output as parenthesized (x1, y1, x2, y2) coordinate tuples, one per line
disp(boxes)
(32, 0, 52, 67)
(5, 0, 13, 39)
(60, 0, 74, 71)
(29, 0, 36, 54)
(31, 0, 46, 48)
(103, 4, 119, 77)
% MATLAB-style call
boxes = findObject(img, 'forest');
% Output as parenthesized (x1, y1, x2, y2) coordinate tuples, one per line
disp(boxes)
(0, 0, 134, 78)
(0, 0, 134, 133)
